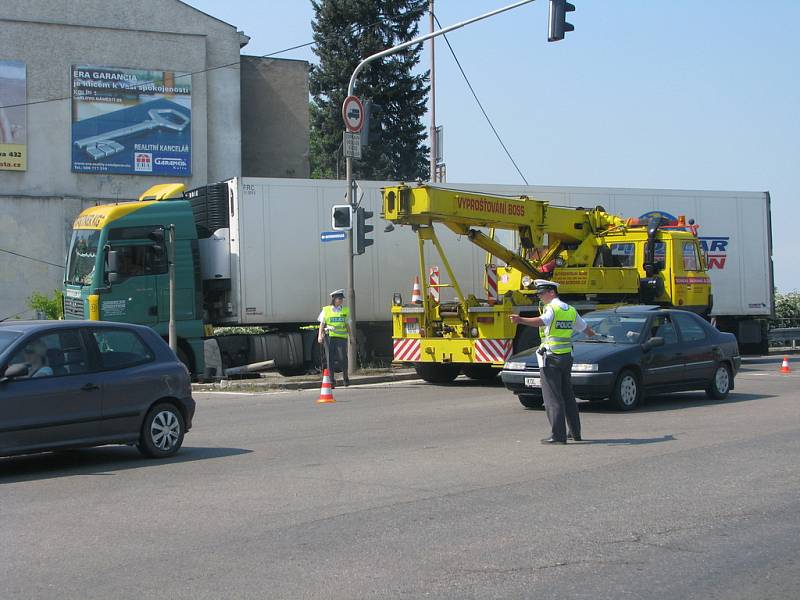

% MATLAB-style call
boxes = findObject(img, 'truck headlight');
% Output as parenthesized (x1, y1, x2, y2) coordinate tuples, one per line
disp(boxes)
(504, 361, 527, 370)
(571, 363, 599, 372)
(521, 275, 533, 288)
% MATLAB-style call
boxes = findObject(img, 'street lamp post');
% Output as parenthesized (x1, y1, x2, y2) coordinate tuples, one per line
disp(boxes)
(343, 0, 538, 375)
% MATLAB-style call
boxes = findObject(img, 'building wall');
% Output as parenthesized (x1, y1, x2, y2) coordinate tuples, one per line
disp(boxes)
(0, 0, 246, 317)
(241, 56, 310, 179)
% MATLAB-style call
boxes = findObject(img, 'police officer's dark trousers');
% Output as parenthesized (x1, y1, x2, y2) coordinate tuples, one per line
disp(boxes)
(540, 352, 580, 442)
(328, 336, 349, 385)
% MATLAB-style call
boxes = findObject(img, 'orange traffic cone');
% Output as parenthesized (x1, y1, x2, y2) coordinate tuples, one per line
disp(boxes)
(411, 276, 423, 304)
(780, 356, 791, 374)
(317, 368, 336, 403)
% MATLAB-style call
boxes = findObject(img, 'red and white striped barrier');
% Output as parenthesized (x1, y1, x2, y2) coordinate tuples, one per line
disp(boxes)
(429, 266, 440, 305)
(474, 339, 512, 363)
(393, 338, 421, 362)
(486, 264, 498, 305)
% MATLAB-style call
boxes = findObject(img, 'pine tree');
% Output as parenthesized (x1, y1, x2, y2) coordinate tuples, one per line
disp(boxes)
(309, 0, 430, 181)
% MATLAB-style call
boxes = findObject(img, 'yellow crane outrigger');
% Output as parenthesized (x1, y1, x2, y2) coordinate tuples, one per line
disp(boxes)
(382, 183, 711, 383)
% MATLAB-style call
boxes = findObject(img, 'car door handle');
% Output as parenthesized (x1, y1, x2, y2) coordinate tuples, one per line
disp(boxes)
(82, 383, 100, 391)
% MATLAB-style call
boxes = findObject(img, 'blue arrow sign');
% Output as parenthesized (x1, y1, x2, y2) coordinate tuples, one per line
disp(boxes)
(320, 231, 347, 242)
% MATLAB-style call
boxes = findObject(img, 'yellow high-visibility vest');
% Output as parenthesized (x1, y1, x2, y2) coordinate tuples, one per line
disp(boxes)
(322, 305, 349, 338)
(539, 304, 577, 354)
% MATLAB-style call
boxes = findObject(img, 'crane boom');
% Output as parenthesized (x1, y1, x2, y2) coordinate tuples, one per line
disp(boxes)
(380, 183, 711, 383)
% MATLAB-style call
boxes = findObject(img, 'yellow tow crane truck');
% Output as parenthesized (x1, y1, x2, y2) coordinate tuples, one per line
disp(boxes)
(381, 183, 711, 383)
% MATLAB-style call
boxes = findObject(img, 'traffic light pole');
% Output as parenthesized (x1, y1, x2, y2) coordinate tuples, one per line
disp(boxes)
(344, 0, 538, 376)
(345, 175, 357, 377)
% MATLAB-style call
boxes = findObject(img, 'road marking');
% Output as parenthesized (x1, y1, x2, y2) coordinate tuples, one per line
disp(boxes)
(195, 391, 261, 396)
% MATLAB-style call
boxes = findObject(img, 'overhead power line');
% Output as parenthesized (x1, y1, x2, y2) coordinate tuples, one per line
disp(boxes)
(0, 39, 313, 111)
(0, 247, 64, 269)
(0, 11, 427, 111)
(432, 13, 529, 185)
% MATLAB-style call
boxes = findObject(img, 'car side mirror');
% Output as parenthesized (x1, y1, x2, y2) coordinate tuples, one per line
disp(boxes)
(1, 363, 29, 382)
(642, 336, 665, 351)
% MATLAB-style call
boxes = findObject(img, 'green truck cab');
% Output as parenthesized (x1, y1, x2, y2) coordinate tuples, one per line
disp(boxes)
(63, 184, 206, 373)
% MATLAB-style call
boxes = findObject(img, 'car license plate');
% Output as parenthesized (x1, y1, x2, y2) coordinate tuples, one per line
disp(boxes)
(404, 322, 420, 335)
(524, 377, 541, 387)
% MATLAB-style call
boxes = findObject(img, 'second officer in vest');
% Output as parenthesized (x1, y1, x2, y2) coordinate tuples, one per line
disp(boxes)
(510, 279, 595, 444)
(318, 289, 351, 386)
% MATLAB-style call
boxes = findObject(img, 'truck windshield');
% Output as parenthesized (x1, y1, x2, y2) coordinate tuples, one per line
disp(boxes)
(66, 230, 101, 286)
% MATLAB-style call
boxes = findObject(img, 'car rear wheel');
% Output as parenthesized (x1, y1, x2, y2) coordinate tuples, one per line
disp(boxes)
(518, 394, 544, 409)
(610, 369, 642, 411)
(138, 403, 185, 458)
(705, 363, 732, 400)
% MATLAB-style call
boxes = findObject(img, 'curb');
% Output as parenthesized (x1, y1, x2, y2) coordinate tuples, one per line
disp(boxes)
(193, 371, 421, 393)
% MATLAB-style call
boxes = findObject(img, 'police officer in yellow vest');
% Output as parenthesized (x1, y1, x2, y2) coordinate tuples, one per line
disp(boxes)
(318, 289, 351, 386)
(510, 279, 595, 444)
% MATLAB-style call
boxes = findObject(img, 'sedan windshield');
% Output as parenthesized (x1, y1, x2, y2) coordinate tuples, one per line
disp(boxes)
(66, 229, 101, 286)
(573, 312, 648, 344)
(0, 331, 22, 355)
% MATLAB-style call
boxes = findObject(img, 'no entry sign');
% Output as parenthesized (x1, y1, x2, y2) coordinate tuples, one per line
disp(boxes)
(342, 95, 365, 133)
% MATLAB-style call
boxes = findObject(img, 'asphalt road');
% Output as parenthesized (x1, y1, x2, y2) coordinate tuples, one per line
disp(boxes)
(2, 357, 799, 599)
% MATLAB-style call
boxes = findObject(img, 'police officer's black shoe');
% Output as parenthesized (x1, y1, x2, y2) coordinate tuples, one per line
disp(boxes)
(541, 437, 567, 445)
(568, 433, 582, 442)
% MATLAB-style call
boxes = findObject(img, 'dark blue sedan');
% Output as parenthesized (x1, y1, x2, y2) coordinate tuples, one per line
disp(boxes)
(501, 307, 741, 411)
(0, 320, 195, 458)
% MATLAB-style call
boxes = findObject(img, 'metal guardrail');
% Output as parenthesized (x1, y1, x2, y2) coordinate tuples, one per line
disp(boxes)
(769, 327, 800, 348)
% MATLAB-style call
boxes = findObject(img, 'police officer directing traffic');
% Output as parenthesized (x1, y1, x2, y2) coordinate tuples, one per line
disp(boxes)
(510, 279, 595, 444)
(318, 289, 351, 387)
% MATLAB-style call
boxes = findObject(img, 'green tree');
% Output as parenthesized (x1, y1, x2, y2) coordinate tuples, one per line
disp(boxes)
(309, 0, 430, 181)
(27, 290, 64, 320)
(773, 289, 800, 326)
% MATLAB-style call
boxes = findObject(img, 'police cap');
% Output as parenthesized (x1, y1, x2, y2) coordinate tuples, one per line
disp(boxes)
(533, 279, 559, 292)
(330, 289, 345, 298)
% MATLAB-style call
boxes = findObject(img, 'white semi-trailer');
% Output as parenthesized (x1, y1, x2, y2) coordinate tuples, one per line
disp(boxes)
(64, 177, 772, 376)
(219, 178, 772, 354)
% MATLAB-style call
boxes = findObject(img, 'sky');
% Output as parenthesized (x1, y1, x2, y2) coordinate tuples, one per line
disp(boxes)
(185, 0, 799, 292)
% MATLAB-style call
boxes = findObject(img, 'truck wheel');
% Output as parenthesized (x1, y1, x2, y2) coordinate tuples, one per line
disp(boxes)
(137, 403, 185, 458)
(705, 363, 732, 400)
(518, 394, 544, 409)
(414, 363, 460, 384)
(610, 369, 642, 411)
(461, 364, 500, 380)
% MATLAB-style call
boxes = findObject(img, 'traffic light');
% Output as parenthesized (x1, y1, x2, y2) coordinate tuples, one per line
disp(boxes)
(548, 0, 575, 42)
(331, 204, 352, 230)
(355, 207, 374, 255)
(360, 100, 383, 147)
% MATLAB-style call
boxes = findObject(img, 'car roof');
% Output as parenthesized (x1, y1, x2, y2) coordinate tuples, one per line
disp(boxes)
(0, 320, 151, 334)
(611, 305, 662, 313)
(589, 306, 704, 318)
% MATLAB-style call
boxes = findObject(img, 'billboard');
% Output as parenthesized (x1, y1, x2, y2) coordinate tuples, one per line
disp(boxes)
(0, 60, 27, 171)
(71, 65, 191, 176)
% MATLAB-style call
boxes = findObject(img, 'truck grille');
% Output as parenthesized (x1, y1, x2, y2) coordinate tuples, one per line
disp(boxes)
(64, 297, 85, 319)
